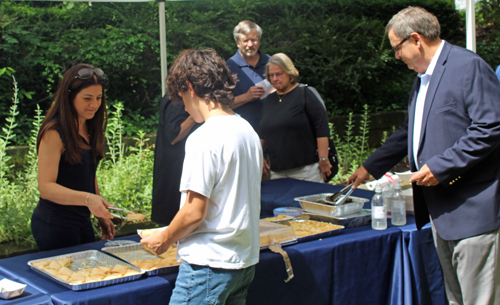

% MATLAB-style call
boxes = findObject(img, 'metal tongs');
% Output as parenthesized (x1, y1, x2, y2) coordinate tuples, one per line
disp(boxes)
(325, 182, 354, 206)
(268, 235, 294, 283)
(107, 206, 145, 221)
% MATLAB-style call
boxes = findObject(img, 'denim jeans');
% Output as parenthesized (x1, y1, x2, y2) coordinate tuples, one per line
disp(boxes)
(169, 262, 256, 305)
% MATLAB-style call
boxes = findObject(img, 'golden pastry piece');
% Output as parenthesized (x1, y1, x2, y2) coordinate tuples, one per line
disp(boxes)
(56, 267, 74, 277)
(34, 258, 141, 284)
(127, 213, 146, 221)
(54, 274, 70, 282)
(263, 214, 293, 222)
(287, 220, 342, 238)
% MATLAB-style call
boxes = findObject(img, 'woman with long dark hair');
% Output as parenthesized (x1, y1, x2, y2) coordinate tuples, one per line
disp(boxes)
(31, 63, 115, 251)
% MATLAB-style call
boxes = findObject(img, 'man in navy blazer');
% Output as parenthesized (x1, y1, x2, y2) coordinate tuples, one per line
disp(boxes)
(349, 7, 500, 305)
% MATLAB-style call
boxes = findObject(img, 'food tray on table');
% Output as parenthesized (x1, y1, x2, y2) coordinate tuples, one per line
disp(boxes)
(276, 218, 344, 243)
(102, 243, 181, 276)
(302, 209, 372, 228)
(27, 250, 144, 291)
(294, 193, 369, 217)
(259, 220, 297, 250)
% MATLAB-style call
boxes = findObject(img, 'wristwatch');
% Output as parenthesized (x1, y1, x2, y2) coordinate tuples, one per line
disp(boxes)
(319, 157, 328, 162)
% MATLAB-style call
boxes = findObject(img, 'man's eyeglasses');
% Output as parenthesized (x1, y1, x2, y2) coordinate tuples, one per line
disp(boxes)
(392, 36, 410, 53)
(75, 68, 105, 80)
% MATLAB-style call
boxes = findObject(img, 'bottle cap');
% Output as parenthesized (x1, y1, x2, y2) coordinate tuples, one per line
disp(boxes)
(375, 183, 382, 193)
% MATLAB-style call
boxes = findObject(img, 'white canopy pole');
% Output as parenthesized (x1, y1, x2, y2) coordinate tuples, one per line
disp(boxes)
(465, 0, 476, 52)
(159, 1, 167, 96)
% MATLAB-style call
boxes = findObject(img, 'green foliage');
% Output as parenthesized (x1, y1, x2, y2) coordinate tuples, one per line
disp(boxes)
(1, 0, 464, 145)
(98, 102, 154, 221)
(0, 80, 154, 244)
(0, 77, 38, 245)
(475, 0, 500, 69)
(330, 105, 377, 185)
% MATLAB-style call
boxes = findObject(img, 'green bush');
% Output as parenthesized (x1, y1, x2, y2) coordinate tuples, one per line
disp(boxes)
(0, 77, 154, 245)
(1, 0, 463, 145)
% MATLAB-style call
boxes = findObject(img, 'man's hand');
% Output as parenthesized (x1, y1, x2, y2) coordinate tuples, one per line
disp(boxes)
(140, 229, 171, 255)
(409, 164, 439, 186)
(348, 166, 371, 189)
(246, 86, 265, 101)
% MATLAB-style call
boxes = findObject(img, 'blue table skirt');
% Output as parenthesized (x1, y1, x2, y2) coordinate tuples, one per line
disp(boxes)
(0, 178, 446, 305)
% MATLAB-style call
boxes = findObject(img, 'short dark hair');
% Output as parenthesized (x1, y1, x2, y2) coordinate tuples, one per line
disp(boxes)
(167, 49, 237, 105)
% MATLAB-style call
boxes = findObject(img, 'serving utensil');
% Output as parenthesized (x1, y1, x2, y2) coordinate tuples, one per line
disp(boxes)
(107, 207, 146, 221)
(268, 235, 294, 283)
(325, 182, 354, 202)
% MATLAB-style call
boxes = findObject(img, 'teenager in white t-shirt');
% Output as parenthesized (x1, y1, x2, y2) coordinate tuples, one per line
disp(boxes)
(141, 49, 263, 305)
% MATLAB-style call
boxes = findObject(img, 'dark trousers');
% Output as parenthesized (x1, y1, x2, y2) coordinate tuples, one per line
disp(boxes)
(31, 215, 95, 251)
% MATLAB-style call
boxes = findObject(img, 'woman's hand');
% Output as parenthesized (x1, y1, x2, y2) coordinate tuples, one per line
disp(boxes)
(86, 194, 114, 219)
(98, 217, 115, 240)
(319, 159, 332, 182)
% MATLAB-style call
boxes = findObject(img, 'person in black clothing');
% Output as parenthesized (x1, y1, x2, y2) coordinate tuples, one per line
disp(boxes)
(259, 53, 332, 182)
(32, 64, 115, 251)
(151, 95, 200, 225)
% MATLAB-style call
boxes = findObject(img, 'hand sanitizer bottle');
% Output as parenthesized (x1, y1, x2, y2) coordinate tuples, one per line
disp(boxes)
(391, 181, 406, 226)
(382, 182, 393, 218)
(371, 183, 387, 230)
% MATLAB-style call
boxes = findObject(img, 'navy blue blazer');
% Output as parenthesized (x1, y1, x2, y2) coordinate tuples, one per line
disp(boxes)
(364, 41, 500, 240)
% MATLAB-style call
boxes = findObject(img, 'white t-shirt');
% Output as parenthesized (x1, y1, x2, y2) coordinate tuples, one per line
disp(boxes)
(177, 114, 263, 269)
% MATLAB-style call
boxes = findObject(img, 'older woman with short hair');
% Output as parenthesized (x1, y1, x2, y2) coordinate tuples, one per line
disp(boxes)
(259, 53, 332, 182)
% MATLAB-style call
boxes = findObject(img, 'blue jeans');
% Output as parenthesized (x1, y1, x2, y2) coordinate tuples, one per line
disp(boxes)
(169, 262, 255, 305)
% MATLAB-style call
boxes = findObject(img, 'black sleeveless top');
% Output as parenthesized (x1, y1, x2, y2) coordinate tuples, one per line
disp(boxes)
(33, 130, 98, 227)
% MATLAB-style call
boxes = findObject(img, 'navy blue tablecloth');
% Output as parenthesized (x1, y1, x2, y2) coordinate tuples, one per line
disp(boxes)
(0, 178, 446, 305)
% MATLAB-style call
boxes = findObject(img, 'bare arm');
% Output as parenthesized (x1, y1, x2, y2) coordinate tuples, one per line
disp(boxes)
(171, 116, 196, 145)
(230, 86, 265, 109)
(141, 190, 209, 254)
(37, 129, 113, 218)
(261, 139, 270, 177)
(94, 178, 116, 240)
(317, 137, 332, 181)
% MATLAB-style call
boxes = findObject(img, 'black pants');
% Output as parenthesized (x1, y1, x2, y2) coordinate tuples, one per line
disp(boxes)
(31, 215, 95, 251)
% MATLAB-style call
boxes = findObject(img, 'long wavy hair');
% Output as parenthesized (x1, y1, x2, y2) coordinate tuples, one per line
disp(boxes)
(37, 64, 108, 164)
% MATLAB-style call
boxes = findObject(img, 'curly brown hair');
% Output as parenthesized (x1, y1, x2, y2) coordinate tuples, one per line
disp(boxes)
(166, 49, 237, 105)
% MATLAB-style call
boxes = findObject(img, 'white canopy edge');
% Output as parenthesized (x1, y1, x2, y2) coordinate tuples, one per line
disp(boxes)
(465, 0, 476, 52)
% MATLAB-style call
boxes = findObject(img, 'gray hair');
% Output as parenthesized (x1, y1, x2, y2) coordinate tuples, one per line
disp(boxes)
(233, 20, 263, 41)
(265, 53, 299, 84)
(386, 7, 440, 41)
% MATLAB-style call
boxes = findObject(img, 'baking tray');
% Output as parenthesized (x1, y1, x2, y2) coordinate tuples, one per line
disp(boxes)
(101, 243, 180, 276)
(295, 194, 369, 217)
(27, 250, 144, 291)
(302, 209, 372, 228)
(259, 220, 298, 250)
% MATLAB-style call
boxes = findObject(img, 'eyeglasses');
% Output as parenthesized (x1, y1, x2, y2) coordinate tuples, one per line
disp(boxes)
(75, 68, 105, 80)
(392, 36, 410, 53)
(268, 72, 284, 79)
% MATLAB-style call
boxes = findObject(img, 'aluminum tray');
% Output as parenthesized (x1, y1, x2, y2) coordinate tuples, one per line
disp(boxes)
(27, 250, 144, 291)
(102, 243, 180, 276)
(259, 220, 297, 250)
(302, 209, 372, 228)
(295, 194, 369, 217)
